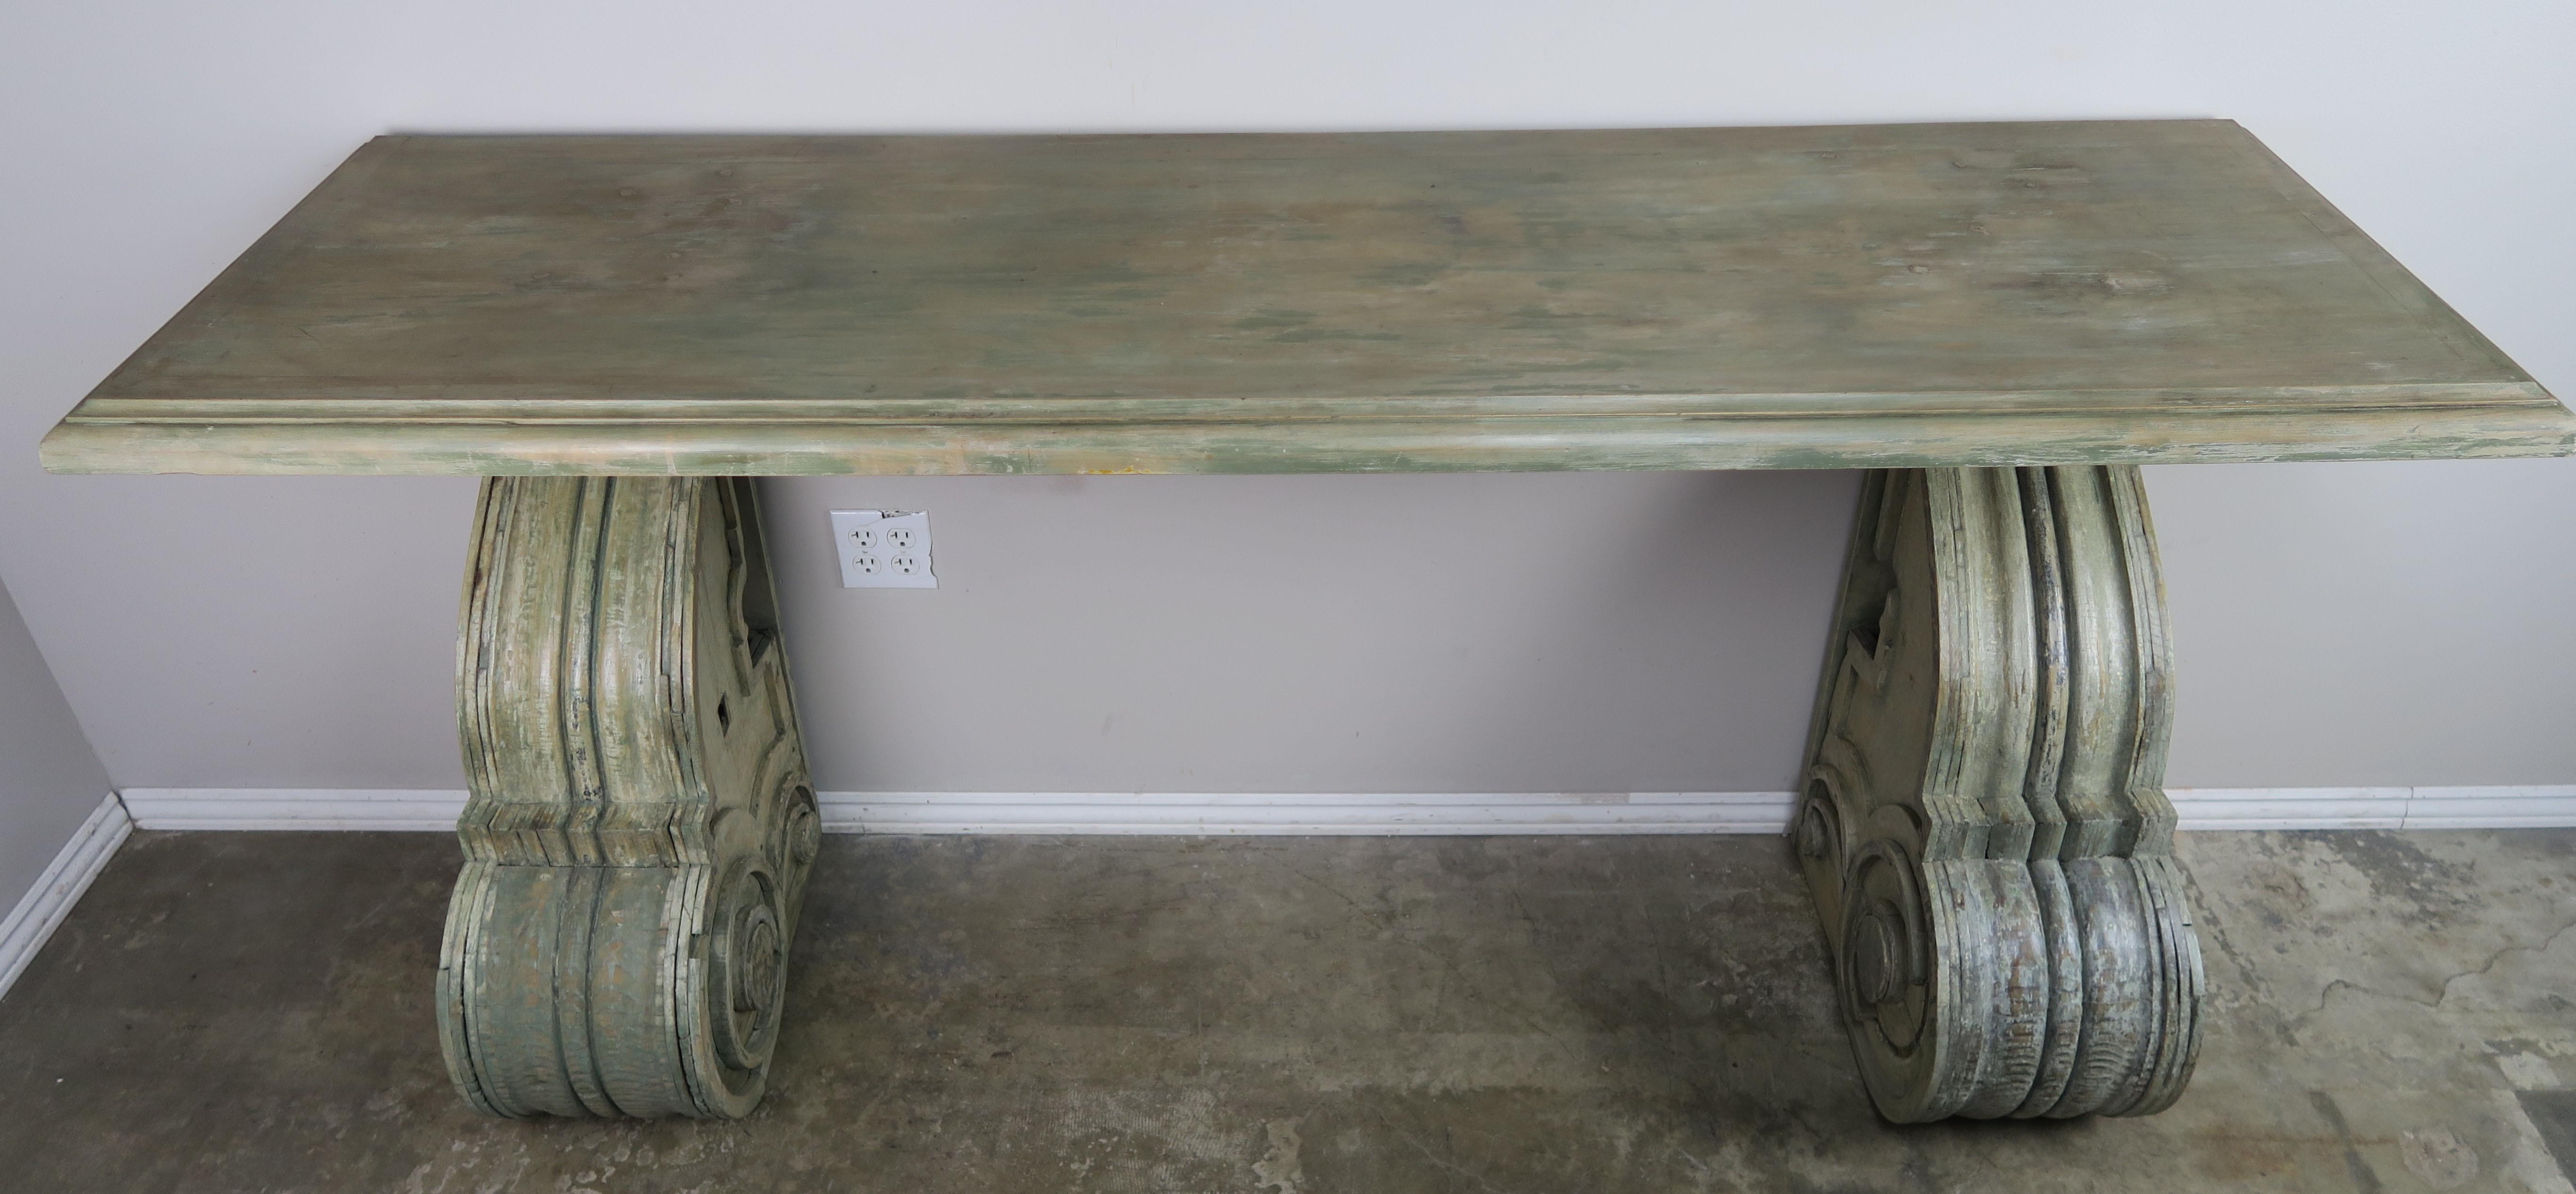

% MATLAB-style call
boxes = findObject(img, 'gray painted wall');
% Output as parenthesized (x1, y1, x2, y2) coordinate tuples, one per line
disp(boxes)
(1, 2, 2570, 802)
(0, 576, 112, 915)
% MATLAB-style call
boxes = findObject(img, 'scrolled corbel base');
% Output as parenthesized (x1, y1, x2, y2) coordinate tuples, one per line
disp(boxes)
(1795, 466, 2205, 1122)
(436, 476, 818, 1119)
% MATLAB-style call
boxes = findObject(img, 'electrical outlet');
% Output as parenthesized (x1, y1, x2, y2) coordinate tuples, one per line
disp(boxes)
(829, 509, 937, 589)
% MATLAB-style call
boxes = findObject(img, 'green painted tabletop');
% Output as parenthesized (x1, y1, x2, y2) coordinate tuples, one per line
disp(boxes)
(40, 120, 2572, 476)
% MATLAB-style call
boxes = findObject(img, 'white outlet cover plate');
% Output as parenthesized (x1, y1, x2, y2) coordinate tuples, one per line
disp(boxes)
(830, 509, 937, 589)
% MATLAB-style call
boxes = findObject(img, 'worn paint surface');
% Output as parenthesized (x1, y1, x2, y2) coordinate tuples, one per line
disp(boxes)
(39, 121, 2574, 475)
(443, 476, 820, 1118)
(4, 830, 2573, 1191)
(1795, 465, 2200, 1121)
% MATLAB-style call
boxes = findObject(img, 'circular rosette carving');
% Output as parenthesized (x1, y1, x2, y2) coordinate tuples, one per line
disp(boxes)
(1793, 781, 1845, 872)
(1836, 843, 2053, 1122)
(1836, 839, 1931, 1048)
(781, 784, 822, 868)
(709, 862, 787, 1075)
(1791, 772, 1858, 934)
(1828, 842, 2205, 1122)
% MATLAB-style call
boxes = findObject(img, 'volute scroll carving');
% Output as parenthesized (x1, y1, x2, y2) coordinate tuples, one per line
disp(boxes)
(438, 476, 818, 1120)
(1795, 466, 2203, 1122)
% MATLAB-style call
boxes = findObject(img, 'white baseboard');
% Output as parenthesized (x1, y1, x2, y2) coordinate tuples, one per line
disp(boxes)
(113, 785, 2576, 835)
(2165, 785, 2576, 830)
(118, 789, 1795, 835)
(2164, 787, 2413, 831)
(831, 791, 1797, 835)
(2396, 786, 2576, 830)
(120, 789, 469, 832)
(0, 792, 131, 1003)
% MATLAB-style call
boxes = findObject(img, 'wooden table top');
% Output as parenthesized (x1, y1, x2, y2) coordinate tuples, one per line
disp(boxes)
(41, 121, 2571, 476)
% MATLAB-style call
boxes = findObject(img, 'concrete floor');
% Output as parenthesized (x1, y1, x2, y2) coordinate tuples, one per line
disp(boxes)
(2, 830, 2573, 1193)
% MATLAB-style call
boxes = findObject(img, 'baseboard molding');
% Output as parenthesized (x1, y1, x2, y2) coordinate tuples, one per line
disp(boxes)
(0, 792, 131, 1003)
(2165, 787, 2413, 831)
(2390, 786, 2576, 830)
(114, 785, 2576, 835)
(830, 791, 1797, 835)
(119, 789, 1795, 835)
(120, 789, 468, 832)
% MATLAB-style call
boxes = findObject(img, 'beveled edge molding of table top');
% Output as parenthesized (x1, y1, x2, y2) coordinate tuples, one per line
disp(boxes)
(36, 382, 2576, 475)
(39, 119, 2575, 476)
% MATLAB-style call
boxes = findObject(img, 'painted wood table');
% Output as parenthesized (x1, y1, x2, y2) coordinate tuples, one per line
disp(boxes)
(41, 121, 2574, 1123)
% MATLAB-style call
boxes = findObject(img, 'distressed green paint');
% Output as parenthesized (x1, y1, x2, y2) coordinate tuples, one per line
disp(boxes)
(42, 123, 2554, 1126)
(1794, 465, 2198, 1122)
(37, 121, 2572, 476)
(440, 476, 818, 1119)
